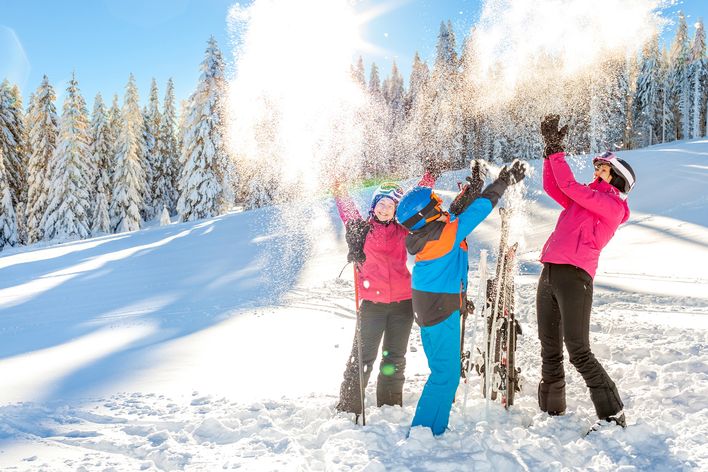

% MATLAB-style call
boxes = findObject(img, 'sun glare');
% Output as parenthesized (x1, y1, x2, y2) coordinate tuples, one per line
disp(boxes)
(226, 0, 388, 192)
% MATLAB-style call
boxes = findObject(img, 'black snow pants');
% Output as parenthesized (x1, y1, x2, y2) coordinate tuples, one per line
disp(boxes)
(336, 299, 414, 415)
(536, 263, 623, 419)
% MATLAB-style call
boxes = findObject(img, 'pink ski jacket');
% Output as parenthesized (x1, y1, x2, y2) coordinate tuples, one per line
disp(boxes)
(336, 173, 435, 304)
(540, 152, 630, 279)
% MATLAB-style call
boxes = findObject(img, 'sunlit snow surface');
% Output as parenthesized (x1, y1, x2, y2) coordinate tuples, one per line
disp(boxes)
(1, 142, 706, 470)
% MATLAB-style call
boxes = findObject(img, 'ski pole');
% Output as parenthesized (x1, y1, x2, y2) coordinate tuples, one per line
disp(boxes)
(353, 266, 366, 426)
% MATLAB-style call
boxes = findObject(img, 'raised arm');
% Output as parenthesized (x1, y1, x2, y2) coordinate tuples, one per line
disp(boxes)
(540, 115, 571, 208)
(548, 152, 624, 220)
(543, 154, 572, 208)
(454, 160, 527, 242)
(334, 186, 363, 224)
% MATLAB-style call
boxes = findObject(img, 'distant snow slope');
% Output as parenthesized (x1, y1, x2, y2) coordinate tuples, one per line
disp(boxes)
(1, 141, 706, 471)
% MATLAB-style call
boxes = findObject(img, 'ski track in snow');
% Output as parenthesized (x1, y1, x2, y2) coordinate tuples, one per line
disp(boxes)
(1, 143, 707, 471)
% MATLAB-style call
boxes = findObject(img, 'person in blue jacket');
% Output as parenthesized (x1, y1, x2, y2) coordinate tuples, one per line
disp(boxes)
(395, 160, 527, 436)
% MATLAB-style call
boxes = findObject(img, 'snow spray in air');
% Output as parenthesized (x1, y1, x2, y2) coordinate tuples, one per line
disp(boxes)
(225, 0, 374, 290)
(460, 0, 666, 265)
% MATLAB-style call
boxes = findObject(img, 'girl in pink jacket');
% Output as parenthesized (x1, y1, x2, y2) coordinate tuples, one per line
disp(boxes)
(537, 115, 636, 431)
(334, 173, 435, 419)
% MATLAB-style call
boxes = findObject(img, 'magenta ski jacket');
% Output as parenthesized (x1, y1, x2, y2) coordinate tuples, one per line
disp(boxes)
(336, 195, 411, 303)
(540, 152, 630, 279)
(335, 173, 435, 304)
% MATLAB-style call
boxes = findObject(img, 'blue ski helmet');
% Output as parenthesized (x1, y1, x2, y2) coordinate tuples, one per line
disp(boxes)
(396, 186, 443, 231)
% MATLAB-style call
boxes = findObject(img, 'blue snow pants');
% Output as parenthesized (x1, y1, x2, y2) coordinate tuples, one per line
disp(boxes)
(411, 310, 460, 436)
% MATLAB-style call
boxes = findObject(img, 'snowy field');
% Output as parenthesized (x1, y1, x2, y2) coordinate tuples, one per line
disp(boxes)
(0, 141, 707, 471)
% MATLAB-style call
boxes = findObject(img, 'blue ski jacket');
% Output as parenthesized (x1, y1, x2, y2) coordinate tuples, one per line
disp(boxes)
(406, 180, 506, 327)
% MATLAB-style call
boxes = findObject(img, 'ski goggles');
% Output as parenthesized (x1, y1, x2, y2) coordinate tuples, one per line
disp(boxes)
(373, 182, 404, 204)
(592, 151, 636, 192)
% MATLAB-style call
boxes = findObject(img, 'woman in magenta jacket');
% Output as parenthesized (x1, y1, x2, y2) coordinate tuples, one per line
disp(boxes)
(537, 116, 636, 429)
(334, 172, 435, 418)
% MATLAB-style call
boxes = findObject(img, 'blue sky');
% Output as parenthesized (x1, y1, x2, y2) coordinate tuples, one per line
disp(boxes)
(1, 0, 707, 108)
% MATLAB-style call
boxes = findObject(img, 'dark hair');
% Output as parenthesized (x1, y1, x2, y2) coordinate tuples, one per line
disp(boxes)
(608, 168, 627, 193)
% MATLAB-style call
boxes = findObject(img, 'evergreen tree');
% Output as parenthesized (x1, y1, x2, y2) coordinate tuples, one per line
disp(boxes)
(0, 148, 18, 250)
(408, 51, 430, 110)
(41, 74, 92, 241)
(89, 93, 113, 235)
(403, 52, 431, 170)
(660, 47, 676, 143)
(142, 78, 161, 221)
(384, 61, 405, 117)
(589, 57, 632, 152)
(351, 56, 366, 88)
(369, 62, 382, 98)
(426, 20, 464, 168)
(383, 62, 406, 172)
(633, 36, 662, 147)
(690, 19, 706, 138)
(157, 78, 180, 214)
(110, 74, 145, 233)
(177, 37, 231, 221)
(0, 80, 26, 208)
(669, 12, 691, 140)
(26, 76, 59, 243)
(107, 94, 121, 184)
(435, 21, 458, 73)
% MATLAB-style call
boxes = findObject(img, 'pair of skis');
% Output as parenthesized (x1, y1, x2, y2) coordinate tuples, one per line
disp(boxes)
(462, 208, 522, 409)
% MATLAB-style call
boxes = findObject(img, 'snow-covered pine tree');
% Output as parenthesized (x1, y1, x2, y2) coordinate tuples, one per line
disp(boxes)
(351, 56, 366, 89)
(633, 36, 662, 147)
(41, 74, 92, 241)
(110, 74, 146, 233)
(89, 93, 112, 235)
(177, 37, 231, 221)
(25, 76, 59, 243)
(107, 94, 121, 184)
(660, 47, 676, 143)
(690, 19, 706, 138)
(669, 12, 691, 141)
(402, 52, 431, 170)
(369, 63, 382, 99)
(0, 148, 18, 250)
(0, 80, 26, 209)
(157, 78, 180, 214)
(427, 20, 464, 168)
(142, 78, 161, 221)
(361, 62, 391, 178)
(382, 62, 406, 173)
(407, 52, 430, 112)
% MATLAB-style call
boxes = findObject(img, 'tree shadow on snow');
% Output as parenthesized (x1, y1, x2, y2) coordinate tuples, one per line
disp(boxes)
(0, 205, 312, 402)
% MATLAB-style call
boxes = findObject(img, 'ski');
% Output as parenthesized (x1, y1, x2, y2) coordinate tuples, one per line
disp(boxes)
(474, 208, 523, 408)
(461, 249, 487, 414)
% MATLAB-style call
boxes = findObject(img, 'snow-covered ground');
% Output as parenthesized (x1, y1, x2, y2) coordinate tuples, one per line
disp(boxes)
(1, 141, 706, 471)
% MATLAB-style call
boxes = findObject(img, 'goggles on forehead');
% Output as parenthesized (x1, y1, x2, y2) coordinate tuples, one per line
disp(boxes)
(373, 182, 404, 203)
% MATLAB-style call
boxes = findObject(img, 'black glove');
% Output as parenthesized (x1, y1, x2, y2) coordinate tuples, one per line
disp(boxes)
(345, 219, 371, 264)
(498, 160, 527, 185)
(540, 115, 568, 158)
(449, 160, 486, 216)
